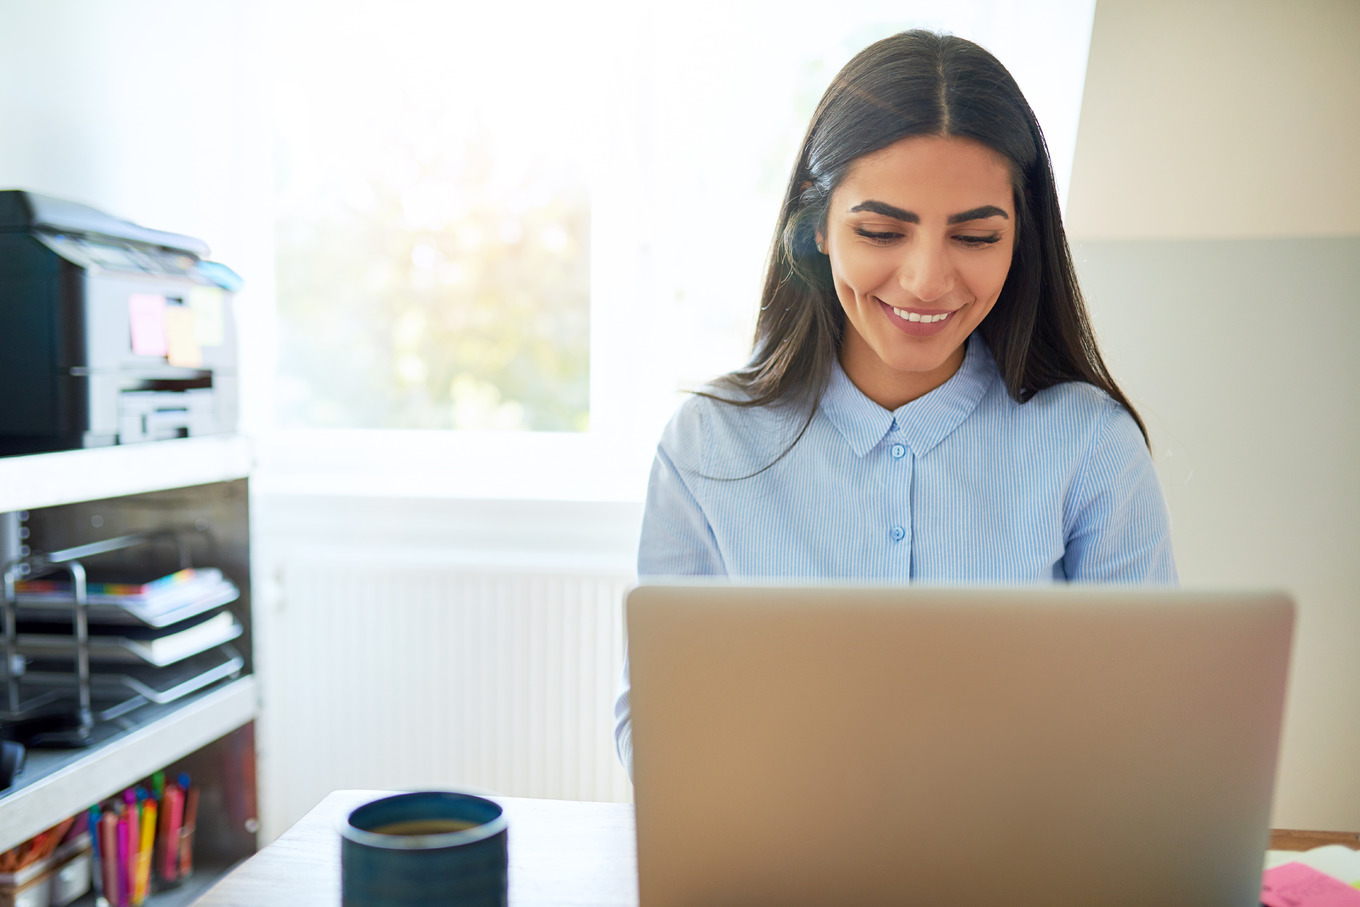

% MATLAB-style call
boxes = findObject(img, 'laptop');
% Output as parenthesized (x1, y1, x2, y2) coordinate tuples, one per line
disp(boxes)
(626, 583, 1294, 907)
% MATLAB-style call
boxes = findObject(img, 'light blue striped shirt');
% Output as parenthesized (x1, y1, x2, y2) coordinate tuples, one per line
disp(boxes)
(615, 334, 1177, 771)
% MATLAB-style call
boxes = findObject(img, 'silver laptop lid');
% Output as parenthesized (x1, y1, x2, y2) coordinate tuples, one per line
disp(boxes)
(627, 584, 1294, 907)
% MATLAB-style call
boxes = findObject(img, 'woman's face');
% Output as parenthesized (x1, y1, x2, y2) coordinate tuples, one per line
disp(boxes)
(818, 134, 1015, 410)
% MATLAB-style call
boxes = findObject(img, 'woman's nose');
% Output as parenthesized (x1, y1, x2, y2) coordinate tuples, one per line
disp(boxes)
(899, 242, 954, 303)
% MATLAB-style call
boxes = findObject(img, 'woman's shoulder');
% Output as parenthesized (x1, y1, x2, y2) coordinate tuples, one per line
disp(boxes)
(658, 381, 808, 474)
(967, 337, 1119, 430)
(1025, 378, 1117, 417)
(1015, 380, 1145, 456)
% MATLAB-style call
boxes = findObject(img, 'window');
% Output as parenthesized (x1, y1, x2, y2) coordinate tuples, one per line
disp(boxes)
(272, 3, 594, 432)
(262, 0, 1096, 499)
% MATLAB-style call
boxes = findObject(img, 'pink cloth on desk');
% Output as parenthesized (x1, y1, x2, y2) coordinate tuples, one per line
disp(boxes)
(1262, 862, 1360, 907)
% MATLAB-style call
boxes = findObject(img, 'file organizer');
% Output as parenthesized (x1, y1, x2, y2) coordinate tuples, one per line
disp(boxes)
(1, 529, 243, 747)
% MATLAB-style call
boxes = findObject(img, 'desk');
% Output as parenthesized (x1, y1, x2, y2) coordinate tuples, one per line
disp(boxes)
(192, 791, 638, 906)
(194, 790, 1358, 907)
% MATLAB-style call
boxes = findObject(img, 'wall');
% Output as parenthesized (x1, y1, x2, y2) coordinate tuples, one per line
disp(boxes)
(1066, 0, 1360, 829)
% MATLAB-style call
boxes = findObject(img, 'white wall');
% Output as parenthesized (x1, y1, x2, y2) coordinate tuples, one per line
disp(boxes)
(1067, 0, 1360, 829)
(1067, 0, 1360, 240)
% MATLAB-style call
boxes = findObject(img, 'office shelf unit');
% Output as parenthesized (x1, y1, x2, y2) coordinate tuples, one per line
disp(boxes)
(0, 436, 259, 895)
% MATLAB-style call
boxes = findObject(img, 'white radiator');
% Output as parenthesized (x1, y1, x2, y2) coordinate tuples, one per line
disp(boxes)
(257, 554, 634, 839)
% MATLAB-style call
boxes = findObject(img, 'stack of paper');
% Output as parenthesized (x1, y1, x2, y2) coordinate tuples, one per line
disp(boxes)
(13, 568, 239, 627)
(16, 611, 242, 667)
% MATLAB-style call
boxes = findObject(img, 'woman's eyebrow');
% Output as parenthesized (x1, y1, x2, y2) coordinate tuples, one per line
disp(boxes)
(850, 200, 917, 222)
(947, 205, 1010, 224)
(848, 200, 1010, 225)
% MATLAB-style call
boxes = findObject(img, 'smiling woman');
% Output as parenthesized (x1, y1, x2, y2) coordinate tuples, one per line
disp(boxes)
(614, 28, 1177, 777)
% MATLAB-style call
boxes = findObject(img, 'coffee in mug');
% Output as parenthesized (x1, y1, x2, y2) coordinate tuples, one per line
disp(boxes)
(341, 791, 508, 907)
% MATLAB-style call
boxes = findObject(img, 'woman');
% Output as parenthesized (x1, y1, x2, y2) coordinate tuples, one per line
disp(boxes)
(615, 30, 1176, 773)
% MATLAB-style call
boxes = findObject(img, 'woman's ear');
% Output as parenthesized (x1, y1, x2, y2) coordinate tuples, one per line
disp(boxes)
(814, 229, 825, 254)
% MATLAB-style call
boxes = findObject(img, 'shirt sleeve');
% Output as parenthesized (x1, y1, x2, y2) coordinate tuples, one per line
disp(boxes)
(1062, 401, 1179, 585)
(614, 646, 636, 780)
(616, 408, 728, 779)
(636, 444, 727, 577)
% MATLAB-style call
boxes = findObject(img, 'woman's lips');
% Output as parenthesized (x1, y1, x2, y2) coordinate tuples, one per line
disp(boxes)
(877, 299, 959, 336)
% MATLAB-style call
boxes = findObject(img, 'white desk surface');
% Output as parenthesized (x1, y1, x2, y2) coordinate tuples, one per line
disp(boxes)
(192, 790, 637, 906)
(191, 788, 1360, 906)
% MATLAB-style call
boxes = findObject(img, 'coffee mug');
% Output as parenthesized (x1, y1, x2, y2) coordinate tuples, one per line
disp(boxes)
(341, 791, 508, 906)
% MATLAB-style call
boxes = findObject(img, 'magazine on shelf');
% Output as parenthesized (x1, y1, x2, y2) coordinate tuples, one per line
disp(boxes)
(14, 567, 223, 604)
(11, 568, 239, 627)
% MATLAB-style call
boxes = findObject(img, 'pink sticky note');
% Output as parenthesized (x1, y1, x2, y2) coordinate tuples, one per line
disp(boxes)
(1262, 862, 1360, 907)
(129, 293, 169, 357)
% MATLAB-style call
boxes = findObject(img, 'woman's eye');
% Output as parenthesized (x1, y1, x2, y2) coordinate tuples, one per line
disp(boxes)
(853, 228, 900, 243)
(955, 233, 1002, 247)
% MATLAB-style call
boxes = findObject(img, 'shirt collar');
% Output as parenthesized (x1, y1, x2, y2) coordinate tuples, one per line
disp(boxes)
(821, 333, 997, 458)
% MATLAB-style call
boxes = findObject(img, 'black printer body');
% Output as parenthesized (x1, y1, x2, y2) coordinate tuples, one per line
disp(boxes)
(0, 190, 240, 455)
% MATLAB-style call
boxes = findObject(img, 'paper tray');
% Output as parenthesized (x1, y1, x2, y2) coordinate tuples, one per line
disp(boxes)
(23, 645, 244, 705)
(15, 612, 243, 667)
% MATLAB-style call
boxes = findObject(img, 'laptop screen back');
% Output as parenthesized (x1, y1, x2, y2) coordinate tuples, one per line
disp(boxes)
(627, 584, 1293, 907)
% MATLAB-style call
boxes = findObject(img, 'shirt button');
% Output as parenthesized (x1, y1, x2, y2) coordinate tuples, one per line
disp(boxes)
(890, 443, 906, 459)
(890, 526, 905, 542)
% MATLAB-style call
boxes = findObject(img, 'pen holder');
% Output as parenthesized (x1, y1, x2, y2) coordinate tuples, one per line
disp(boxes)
(341, 791, 507, 907)
(0, 857, 53, 907)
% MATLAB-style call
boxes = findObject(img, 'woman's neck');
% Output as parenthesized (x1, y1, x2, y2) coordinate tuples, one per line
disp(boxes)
(838, 332, 968, 410)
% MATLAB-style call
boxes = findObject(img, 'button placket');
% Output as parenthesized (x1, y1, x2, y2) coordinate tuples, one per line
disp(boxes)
(886, 435, 912, 560)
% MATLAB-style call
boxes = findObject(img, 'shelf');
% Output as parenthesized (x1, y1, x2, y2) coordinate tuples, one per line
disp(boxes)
(0, 675, 258, 852)
(66, 857, 244, 907)
(0, 436, 253, 513)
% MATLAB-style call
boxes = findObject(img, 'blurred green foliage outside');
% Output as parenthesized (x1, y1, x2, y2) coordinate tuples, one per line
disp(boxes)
(275, 122, 591, 433)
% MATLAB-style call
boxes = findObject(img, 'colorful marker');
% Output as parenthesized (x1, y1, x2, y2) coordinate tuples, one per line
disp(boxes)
(180, 782, 199, 877)
(161, 782, 183, 880)
(135, 796, 156, 904)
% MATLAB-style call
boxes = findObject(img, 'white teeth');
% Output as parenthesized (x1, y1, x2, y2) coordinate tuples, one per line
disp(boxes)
(892, 307, 950, 323)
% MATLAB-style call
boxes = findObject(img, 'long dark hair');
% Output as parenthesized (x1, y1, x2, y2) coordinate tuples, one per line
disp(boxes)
(710, 29, 1148, 446)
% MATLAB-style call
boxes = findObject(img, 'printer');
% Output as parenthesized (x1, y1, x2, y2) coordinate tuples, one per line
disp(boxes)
(0, 190, 241, 455)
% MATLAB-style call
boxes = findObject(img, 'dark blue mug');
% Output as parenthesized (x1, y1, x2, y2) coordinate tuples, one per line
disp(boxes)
(341, 791, 508, 906)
